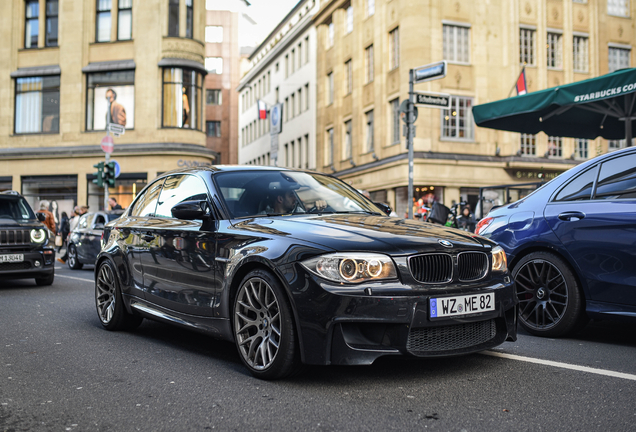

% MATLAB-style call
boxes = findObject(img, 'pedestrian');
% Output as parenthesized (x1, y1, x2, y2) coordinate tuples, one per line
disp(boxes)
(109, 197, 123, 210)
(57, 206, 81, 264)
(57, 211, 70, 253)
(456, 205, 476, 232)
(37, 201, 56, 234)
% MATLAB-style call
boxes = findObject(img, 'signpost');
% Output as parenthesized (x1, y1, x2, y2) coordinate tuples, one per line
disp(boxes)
(406, 61, 447, 219)
(412, 91, 451, 109)
(270, 103, 283, 165)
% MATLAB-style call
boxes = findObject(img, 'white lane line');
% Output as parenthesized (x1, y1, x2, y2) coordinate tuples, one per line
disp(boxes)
(56, 274, 93, 283)
(482, 350, 636, 381)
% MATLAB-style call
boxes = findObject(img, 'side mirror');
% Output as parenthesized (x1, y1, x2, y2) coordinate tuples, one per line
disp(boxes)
(374, 202, 392, 216)
(171, 200, 210, 220)
(36, 212, 46, 222)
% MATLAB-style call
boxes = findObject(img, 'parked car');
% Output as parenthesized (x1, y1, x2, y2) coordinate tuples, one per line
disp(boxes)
(67, 210, 124, 269)
(95, 167, 517, 379)
(476, 146, 636, 337)
(0, 191, 55, 285)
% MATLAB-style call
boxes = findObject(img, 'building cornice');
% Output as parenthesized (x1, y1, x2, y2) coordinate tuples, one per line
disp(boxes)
(0, 143, 218, 160)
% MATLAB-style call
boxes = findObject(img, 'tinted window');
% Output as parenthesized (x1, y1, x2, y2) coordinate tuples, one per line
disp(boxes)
(595, 153, 636, 200)
(155, 175, 209, 218)
(94, 214, 106, 226)
(553, 166, 597, 202)
(130, 179, 164, 217)
(0, 197, 35, 220)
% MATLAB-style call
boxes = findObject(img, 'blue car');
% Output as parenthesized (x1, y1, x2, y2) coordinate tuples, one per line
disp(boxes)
(476, 146, 636, 337)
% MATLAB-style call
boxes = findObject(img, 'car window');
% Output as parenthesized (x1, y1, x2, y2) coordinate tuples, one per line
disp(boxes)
(553, 166, 597, 202)
(155, 174, 209, 218)
(130, 178, 165, 217)
(594, 153, 636, 200)
(94, 214, 106, 226)
(0, 197, 34, 220)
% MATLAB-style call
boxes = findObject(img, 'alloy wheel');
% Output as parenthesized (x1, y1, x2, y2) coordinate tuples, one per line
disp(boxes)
(515, 259, 568, 331)
(234, 277, 282, 371)
(68, 246, 77, 268)
(96, 263, 116, 324)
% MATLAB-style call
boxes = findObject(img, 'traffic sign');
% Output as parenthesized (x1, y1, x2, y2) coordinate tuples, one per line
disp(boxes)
(270, 103, 283, 135)
(412, 91, 452, 109)
(399, 100, 418, 123)
(100, 135, 114, 154)
(413, 61, 447, 83)
(108, 123, 125, 137)
(110, 159, 121, 178)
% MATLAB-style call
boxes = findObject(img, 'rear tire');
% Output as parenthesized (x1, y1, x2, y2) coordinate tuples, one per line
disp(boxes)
(67, 244, 83, 270)
(35, 273, 54, 286)
(513, 251, 588, 337)
(95, 260, 142, 331)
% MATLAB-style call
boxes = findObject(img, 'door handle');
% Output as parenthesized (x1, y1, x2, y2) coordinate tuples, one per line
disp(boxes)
(558, 211, 585, 221)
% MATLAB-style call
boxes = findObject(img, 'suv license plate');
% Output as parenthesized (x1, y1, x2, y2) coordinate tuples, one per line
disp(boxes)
(0, 254, 24, 263)
(430, 293, 495, 319)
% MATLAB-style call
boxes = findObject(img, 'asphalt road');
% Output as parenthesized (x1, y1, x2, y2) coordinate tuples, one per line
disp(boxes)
(1, 262, 635, 431)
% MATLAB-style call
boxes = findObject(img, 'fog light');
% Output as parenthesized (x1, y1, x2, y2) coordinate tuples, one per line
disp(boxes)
(34, 260, 41, 267)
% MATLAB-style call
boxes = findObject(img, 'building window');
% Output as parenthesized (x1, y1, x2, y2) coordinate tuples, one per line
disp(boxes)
(285, 55, 289, 78)
(162, 67, 202, 130)
(573, 36, 588, 73)
(547, 32, 563, 69)
(304, 83, 309, 110)
(15, 76, 60, 134)
(205, 57, 223, 74)
(608, 0, 630, 17)
(441, 96, 474, 140)
(96, 0, 112, 43)
(609, 46, 631, 72)
(389, 27, 399, 70)
(443, 24, 470, 63)
(25, 0, 39, 48)
(345, 59, 352, 95)
(45, 1, 59, 47)
(345, 5, 353, 34)
(206, 89, 222, 105)
(391, 98, 400, 144)
(205, 25, 223, 43)
(206, 121, 221, 137)
(86, 70, 135, 131)
(520, 133, 536, 156)
(608, 139, 632, 151)
(365, 45, 374, 83)
(576, 139, 588, 159)
(365, 110, 374, 152)
(118, 0, 132, 40)
(344, 120, 352, 159)
(185, 0, 193, 39)
(519, 28, 535, 65)
(326, 128, 334, 166)
(367, 0, 375, 17)
(327, 72, 334, 104)
(328, 21, 335, 48)
(547, 136, 563, 157)
(305, 36, 310, 64)
(168, 0, 179, 37)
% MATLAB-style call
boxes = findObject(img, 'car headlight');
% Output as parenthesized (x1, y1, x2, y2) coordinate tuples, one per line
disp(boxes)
(491, 246, 507, 272)
(30, 228, 47, 243)
(301, 253, 398, 284)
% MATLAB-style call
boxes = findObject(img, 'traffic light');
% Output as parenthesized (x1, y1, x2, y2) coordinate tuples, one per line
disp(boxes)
(103, 161, 116, 188)
(92, 162, 104, 188)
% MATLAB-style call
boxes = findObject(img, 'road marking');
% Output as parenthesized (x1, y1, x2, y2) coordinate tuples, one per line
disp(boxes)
(56, 274, 93, 283)
(483, 350, 636, 381)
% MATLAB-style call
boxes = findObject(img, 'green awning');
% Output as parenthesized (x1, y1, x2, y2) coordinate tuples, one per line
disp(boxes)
(472, 68, 636, 143)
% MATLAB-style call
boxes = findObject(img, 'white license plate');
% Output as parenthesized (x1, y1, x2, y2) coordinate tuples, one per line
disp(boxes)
(430, 293, 495, 318)
(0, 254, 24, 263)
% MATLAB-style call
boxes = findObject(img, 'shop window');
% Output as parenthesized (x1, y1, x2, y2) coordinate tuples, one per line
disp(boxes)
(86, 70, 135, 131)
(206, 121, 221, 137)
(88, 174, 147, 211)
(162, 67, 202, 130)
(441, 96, 474, 141)
(118, 0, 133, 40)
(46, 0, 59, 47)
(15, 76, 60, 134)
(96, 0, 112, 42)
(168, 0, 179, 37)
(25, 0, 39, 49)
(185, 0, 193, 39)
(21, 175, 78, 224)
(206, 89, 222, 105)
(0, 177, 13, 192)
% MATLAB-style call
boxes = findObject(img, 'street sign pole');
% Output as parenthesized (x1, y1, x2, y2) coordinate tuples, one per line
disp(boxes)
(104, 131, 110, 211)
(408, 69, 415, 219)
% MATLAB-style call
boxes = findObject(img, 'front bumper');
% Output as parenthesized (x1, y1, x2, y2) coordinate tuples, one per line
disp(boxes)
(0, 248, 55, 280)
(289, 269, 517, 366)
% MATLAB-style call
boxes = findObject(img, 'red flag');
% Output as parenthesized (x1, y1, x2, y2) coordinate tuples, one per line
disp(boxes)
(516, 68, 527, 96)
(257, 100, 268, 120)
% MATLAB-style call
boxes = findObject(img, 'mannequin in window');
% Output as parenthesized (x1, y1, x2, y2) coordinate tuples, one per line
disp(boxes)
(106, 88, 127, 127)
(182, 86, 190, 127)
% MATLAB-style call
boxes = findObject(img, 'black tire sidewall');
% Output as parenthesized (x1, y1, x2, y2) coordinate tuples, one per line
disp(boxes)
(96, 260, 133, 331)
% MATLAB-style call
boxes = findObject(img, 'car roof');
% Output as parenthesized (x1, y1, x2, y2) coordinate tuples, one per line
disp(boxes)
(157, 165, 315, 178)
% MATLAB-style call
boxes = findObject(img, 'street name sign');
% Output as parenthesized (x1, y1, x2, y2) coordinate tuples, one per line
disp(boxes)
(412, 91, 451, 109)
(413, 61, 447, 84)
(107, 123, 125, 137)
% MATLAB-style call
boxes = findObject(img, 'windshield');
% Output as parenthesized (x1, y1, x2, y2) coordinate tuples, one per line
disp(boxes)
(214, 170, 384, 219)
(0, 197, 36, 221)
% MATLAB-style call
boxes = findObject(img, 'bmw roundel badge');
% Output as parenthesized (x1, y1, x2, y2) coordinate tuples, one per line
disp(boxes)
(438, 239, 453, 248)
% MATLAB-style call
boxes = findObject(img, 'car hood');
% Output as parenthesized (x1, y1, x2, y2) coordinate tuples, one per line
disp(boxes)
(234, 214, 492, 255)
(0, 218, 45, 229)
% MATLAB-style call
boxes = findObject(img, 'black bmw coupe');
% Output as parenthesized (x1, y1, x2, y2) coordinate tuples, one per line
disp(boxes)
(95, 167, 517, 379)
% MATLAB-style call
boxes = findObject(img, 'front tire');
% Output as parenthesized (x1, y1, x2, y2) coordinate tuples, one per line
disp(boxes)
(233, 270, 300, 380)
(95, 260, 142, 331)
(67, 244, 83, 270)
(513, 251, 587, 337)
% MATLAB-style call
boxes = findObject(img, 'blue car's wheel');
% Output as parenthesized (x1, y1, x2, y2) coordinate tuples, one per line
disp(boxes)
(513, 252, 588, 337)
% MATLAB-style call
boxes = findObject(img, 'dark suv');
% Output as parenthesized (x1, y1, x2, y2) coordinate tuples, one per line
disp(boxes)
(0, 191, 55, 285)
